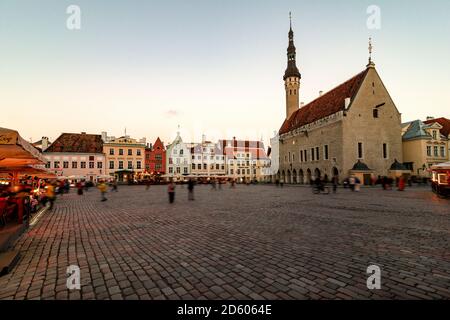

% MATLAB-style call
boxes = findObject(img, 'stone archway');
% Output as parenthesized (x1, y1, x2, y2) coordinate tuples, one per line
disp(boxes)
(281, 170, 285, 183)
(306, 169, 312, 184)
(287, 170, 292, 184)
(299, 169, 304, 184)
(314, 168, 321, 180)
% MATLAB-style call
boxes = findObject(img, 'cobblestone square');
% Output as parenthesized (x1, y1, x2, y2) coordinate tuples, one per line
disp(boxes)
(0, 184, 449, 300)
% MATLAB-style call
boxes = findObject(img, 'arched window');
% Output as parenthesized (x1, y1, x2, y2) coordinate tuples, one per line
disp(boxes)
(290, 90, 292, 95)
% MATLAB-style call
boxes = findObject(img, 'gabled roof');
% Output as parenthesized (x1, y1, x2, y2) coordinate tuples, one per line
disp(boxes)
(402, 120, 431, 141)
(279, 68, 369, 135)
(152, 137, 165, 150)
(424, 117, 450, 138)
(45, 133, 103, 153)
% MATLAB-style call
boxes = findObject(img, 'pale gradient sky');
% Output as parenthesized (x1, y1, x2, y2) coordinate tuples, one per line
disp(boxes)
(1, 0, 449, 146)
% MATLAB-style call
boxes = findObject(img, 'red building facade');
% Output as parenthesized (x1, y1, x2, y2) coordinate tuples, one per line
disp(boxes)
(145, 137, 166, 175)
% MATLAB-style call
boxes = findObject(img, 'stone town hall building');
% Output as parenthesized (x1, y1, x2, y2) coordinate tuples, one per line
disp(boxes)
(277, 21, 403, 185)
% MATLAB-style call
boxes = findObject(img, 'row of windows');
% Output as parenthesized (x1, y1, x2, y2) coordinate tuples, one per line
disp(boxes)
(109, 148, 142, 156)
(287, 145, 329, 163)
(285, 143, 390, 162)
(426, 146, 446, 158)
(191, 164, 225, 170)
(168, 167, 189, 174)
(172, 149, 184, 155)
(46, 161, 102, 169)
(192, 155, 225, 160)
(168, 158, 188, 165)
(145, 164, 163, 170)
(228, 169, 256, 175)
(109, 161, 142, 170)
(145, 154, 163, 160)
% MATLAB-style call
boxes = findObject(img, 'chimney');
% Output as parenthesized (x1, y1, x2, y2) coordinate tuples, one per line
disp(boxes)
(319, 91, 323, 97)
(426, 116, 434, 121)
(101, 131, 107, 142)
(42, 137, 49, 151)
(81, 132, 86, 135)
(202, 134, 206, 143)
(344, 97, 351, 108)
(300, 102, 305, 108)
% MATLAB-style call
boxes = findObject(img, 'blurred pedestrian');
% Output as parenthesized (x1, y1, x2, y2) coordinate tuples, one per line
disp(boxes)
(188, 178, 195, 201)
(76, 181, 83, 195)
(354, 177, 361, 192)
(98, 180, 108, 202)
(332, 175, 338, 193)
(349, 176, 355, 191)
(398, 176, 405, 191)
(168, 179, 175, 203)
(46, 181, 56, 210)
(112, 179, 118, 192)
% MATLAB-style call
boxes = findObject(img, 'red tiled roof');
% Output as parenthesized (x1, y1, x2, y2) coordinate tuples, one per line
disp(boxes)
(424, 117, 450, 138)
(45, 133, 103, 153)
(279, 68, 368, 135)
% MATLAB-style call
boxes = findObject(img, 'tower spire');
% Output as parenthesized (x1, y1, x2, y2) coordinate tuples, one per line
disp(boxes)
(283, 12, 300, 81)
(283, 12, 301, 119)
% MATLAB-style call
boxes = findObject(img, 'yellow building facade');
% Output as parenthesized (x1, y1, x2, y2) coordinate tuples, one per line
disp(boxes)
(103, 136, 146, 182)
(402, 120, 449, 177)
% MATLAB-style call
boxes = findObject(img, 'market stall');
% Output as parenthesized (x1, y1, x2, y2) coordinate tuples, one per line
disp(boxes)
(431, 162, 450, 197)
(0, 128, 49, 225)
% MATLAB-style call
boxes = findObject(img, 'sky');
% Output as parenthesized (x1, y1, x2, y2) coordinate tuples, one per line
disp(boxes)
(1, 0, 449, 147)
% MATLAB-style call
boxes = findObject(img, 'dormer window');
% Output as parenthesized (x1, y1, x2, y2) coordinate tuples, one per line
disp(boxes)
(432, 130, 437, 140)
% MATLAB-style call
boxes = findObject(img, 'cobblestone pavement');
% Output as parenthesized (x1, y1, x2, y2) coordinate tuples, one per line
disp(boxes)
(0, 184, 449, 300)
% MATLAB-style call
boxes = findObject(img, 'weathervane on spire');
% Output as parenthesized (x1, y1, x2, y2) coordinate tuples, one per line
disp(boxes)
(289, 11, 292, 29)
(368, 37, 373, 63)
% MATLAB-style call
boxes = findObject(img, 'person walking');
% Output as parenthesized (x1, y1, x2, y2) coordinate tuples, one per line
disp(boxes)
(349, 176, 356, 191)
(98, 180, 108, 202)
(76, 181, 83, 195)
(354, 177, 361, 192)
(332, 175, 338, 193)
(112, 179, 118, 192)
(168, 179, 176, 203)
(398, 176, 405, 191)
(46, 182, 56, 210)
(188, 178, 195, 201)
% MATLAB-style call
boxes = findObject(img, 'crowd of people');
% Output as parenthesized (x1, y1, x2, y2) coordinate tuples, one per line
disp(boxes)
(0, 177, 59, 227)
(273, 174, 413, 194)
(0, 177, 122, 227)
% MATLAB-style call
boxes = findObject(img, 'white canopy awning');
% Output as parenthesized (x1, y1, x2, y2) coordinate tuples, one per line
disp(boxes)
(431, 162, 450, 170)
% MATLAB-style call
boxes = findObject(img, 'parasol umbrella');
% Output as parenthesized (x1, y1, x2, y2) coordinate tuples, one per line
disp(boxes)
(0, 127, 45, 167)
(0, 166, 56, 179)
